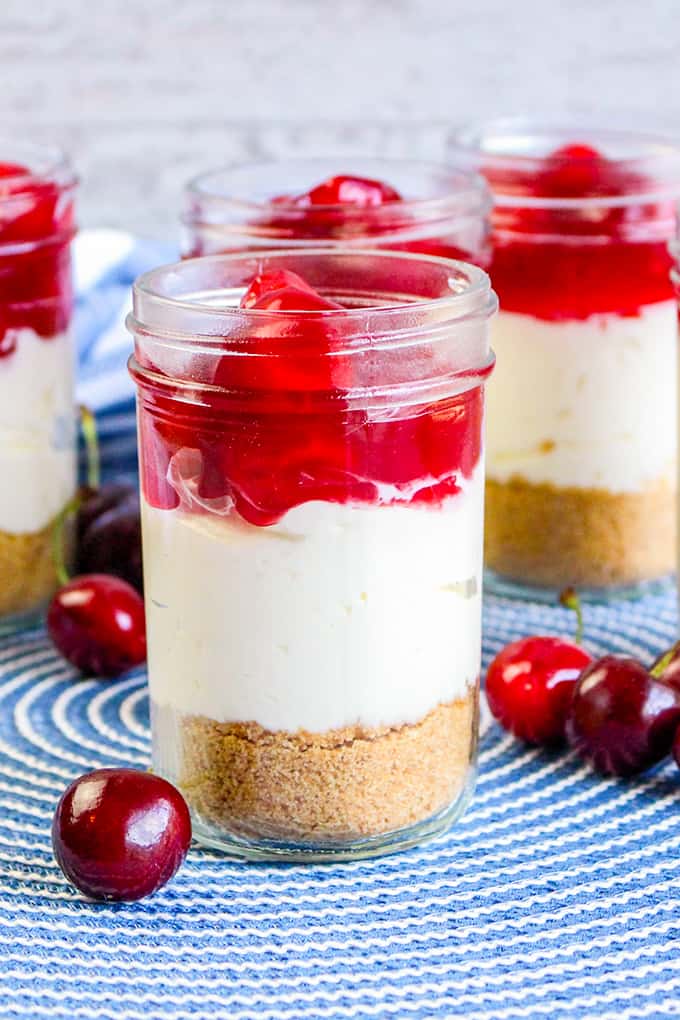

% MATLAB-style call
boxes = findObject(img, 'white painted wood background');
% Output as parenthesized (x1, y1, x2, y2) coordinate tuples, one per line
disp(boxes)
(1, 0, 678, 237)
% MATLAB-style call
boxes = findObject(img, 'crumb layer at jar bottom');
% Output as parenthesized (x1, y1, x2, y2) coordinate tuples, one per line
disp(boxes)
(485, 475, 675, 589)
(0, 516, 68, 618)
(174, 692, 477, 844)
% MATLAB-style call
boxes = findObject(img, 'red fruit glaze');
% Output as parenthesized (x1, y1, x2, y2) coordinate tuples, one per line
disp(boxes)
(246, 287, 342, 314)
(240, 268, 318, 308)
(47, 574, 146, 677)
(138, 267, 485, 526)
(485, 143, 675, 320)
(52, 768, 191, 901)
(566, 656, 680, 776)
(0, 160, 74, 349)
(486, 636, 592, 744)
(291, 174, 402, 208)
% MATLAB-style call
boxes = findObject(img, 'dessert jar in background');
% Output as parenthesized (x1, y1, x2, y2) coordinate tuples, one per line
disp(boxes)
(128, 249, 496, 861)
(671, 243, 680, 588)
(181, 157, 490, 265)
(0, 145, 77, 624)
(450, 118, 680, 598)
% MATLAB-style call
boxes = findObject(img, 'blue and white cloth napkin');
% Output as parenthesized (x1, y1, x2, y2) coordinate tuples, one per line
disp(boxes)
(73, 228, 175, 479)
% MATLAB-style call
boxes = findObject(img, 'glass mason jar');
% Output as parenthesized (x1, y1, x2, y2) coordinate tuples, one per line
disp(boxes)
(450, 118, 680, 599)
(0, 143, 77, 625)
(182, 157, 490, 266)
(128, 249, 496, 862)
(671, 242, 680, 587)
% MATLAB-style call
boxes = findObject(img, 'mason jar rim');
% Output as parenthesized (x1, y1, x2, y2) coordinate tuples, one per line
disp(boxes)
(0, 139, 77, 195)
(184, 156, 490, 221)
(128, 248, 496, 409)
(0, 139, 77, 256)
(130, 248, 496, 337)
(450, 115, 680, 208)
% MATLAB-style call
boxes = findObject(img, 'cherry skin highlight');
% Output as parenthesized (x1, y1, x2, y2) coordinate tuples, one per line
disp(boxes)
(47, 574, 146, 677)
(52, 768, 191, 901)
(566, 655, 680, 776)
(486, 636, 592, 744)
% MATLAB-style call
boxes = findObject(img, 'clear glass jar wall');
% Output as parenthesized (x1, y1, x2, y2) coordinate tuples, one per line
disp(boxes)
(0, 143, 77, 623)
(128, 249, 496, 861)
(451, 118, 680, 598)
(182, 157, 491, 267)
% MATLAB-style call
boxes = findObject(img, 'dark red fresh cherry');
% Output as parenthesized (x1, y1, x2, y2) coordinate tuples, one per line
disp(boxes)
(240, 268, 317, 309)
(566, 656, 680, 776)
(47, 574, 146, 677)
(486, 636, 592, 744)
(303, 174, 402, 207)
(52, 768, 191, 901)
(76, 482, 143, 595)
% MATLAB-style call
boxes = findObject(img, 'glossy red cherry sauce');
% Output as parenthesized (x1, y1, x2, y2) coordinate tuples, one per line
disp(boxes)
(0, 161, 75, 355)
(136, 268, 486, 527)
(484, 144, 675, 320)
(188, 172, 482, 264)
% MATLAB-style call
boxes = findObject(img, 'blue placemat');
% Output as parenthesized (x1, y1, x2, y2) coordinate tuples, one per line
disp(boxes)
(1, 236, 679, 1019)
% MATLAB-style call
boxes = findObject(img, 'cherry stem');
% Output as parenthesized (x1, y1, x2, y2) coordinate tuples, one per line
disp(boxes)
(651, 642, 680, 679)
(52, 491, 84, 587)
(559, 587, 584, 645)
(79, 404, 100, 491)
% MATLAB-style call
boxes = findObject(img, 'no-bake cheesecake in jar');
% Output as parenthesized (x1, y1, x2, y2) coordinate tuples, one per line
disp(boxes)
(128, 249, 496, 860)
(182, 157, 490, 266)
(0, 144, 77, 622)
(451, 119, 680, 596)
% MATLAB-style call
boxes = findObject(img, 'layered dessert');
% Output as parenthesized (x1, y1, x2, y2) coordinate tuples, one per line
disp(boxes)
(0, 152, 77, 619)
(130, 251, 495, 854)
(182, 157, 490, 266)
(458, 128, 679, 590)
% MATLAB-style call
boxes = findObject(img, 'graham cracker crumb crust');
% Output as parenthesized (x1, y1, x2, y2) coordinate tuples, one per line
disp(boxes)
(0, 519, 65, 617)
(178, 692, 477, 843)
(485, 474, 675, 588)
